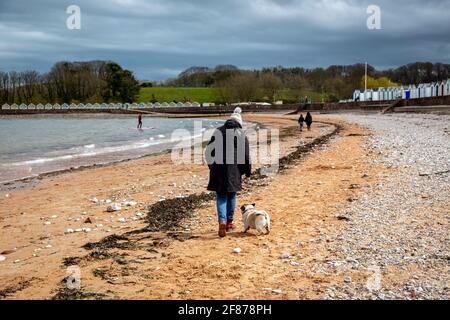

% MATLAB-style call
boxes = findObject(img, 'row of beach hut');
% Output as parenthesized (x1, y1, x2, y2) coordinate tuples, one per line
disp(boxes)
(352, 79, 450, 102)
(0, 102, 202, 110)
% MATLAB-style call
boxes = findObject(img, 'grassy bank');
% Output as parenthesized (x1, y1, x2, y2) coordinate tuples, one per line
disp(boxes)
(137, 87, 328, 104)
(138, 87, 219, 104)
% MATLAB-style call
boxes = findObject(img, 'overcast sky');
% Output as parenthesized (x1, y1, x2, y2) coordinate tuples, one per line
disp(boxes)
(1, 0, 449, 80)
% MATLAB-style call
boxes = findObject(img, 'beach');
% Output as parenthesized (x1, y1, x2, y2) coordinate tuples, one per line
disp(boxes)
(0, 113, 448, 300)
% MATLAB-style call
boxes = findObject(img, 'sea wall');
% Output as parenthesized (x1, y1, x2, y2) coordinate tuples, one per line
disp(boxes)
(1, 95, 450, 115)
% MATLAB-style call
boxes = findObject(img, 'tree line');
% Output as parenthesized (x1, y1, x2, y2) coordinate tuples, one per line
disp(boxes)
(165, 62, 450, 103)
(0, 61, 140, 105)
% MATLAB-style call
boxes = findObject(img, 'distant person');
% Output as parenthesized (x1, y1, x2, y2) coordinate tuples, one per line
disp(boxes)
(305, 112, 313, 131)
(137, 113, 143, 129)
(298, 114, 305, 131)
(205, 107, 251, 238)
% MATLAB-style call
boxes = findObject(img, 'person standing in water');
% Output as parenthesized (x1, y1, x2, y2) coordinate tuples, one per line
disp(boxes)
(205, 107, 251, 238)
(305, 112, 313, 131)
(137, 113, 143, 129)
(298, 114, 305, 131)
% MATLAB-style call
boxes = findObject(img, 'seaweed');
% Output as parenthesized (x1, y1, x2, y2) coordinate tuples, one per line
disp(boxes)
(145, 192, 215, 232)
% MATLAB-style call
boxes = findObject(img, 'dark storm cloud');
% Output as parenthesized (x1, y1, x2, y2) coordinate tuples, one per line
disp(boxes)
(0, 0, 449, 79)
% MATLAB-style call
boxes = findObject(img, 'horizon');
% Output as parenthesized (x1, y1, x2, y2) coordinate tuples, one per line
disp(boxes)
(1, 0, 449, 81)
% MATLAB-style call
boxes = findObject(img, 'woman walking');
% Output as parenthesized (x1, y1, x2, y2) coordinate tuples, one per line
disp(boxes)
(305, 112, 313, 131)
(205, 108, 251, 237)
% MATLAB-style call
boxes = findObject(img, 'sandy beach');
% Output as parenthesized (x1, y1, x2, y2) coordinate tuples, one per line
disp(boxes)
(0, 113, 448, 300)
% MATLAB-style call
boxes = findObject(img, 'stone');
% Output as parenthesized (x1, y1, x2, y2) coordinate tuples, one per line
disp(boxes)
(90, 197, 99, 203)
(84, 217, 95, 224)
(65, 228, 74, 234)
(233, 248, 241, 254)
(107, 204, 122, 212)
(0, 255, 5, 262)
(280, 252, 293, 259)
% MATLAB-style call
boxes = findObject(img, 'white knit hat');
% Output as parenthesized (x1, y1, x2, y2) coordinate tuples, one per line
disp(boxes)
(230, 112, 243, 127)
(233, 107, 242, 114)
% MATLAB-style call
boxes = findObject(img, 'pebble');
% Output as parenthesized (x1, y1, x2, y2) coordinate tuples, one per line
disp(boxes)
(280, 252, 293, 259)
(233, 248, 242, 254)
(321, 114, 450, 299)
(65, 228, 74, 234)
(0, 255, 5, 262)
(90, 197, 99, 203)
(107, 204, 122, 212)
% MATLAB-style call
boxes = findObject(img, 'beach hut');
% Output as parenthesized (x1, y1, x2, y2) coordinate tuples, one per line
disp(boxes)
(26, 103, 34, 110)
(160, 102, 168, 108)
(372, 90, 380, 101)
(1, 104, 10, 110)
(417, 84, 424, 98)
(61, 103, 69, 109)
(402, 86, 411, 99)
(352, 90, 361, 101)
(409, 85, 417, 99)
(378, 88, 386, 101)
(424, 83, 432, 97)
(54, 103, 61, 109)
(153, 102, 161, 108)
(19, 103, 27, 110)
(192, 102, 201, 107)
(11, 103, 18, 110)
(430, 83, 437, 97)
(444, 79, 450, 96)
(438, 81, 444, 96)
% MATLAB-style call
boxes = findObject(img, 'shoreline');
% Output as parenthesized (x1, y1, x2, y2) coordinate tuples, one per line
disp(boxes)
(0, 116, 266, 193)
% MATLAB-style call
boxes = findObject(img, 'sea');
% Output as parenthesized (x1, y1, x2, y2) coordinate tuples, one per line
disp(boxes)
(0, 115, 226, 183)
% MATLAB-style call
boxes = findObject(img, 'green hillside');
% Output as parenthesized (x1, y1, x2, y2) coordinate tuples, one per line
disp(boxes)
(138, 87, 327, 104)
(138, 87, 219, 104)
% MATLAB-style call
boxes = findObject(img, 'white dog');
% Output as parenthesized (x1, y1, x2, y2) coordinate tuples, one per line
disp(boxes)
(240, 204, 271, 235)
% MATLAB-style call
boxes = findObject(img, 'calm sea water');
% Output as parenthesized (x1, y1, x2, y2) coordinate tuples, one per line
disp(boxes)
(0, 115, 225, 183)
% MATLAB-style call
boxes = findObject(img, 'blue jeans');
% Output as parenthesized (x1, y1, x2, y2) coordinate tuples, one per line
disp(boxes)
(216, 192, 237, 224)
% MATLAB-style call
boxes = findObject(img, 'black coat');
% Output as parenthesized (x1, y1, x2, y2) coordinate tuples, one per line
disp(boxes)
(305, 113, 313, 125)
(205, 119, 251, 193)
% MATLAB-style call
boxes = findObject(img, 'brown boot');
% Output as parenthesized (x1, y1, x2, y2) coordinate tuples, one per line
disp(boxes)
(218, 223, 227, 238)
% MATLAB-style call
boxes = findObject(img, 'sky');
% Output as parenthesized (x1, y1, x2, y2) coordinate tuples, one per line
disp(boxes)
(0, 0, 449, 80)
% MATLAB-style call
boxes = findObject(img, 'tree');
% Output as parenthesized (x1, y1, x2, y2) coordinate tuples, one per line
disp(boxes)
(258, 72, 282, 102)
